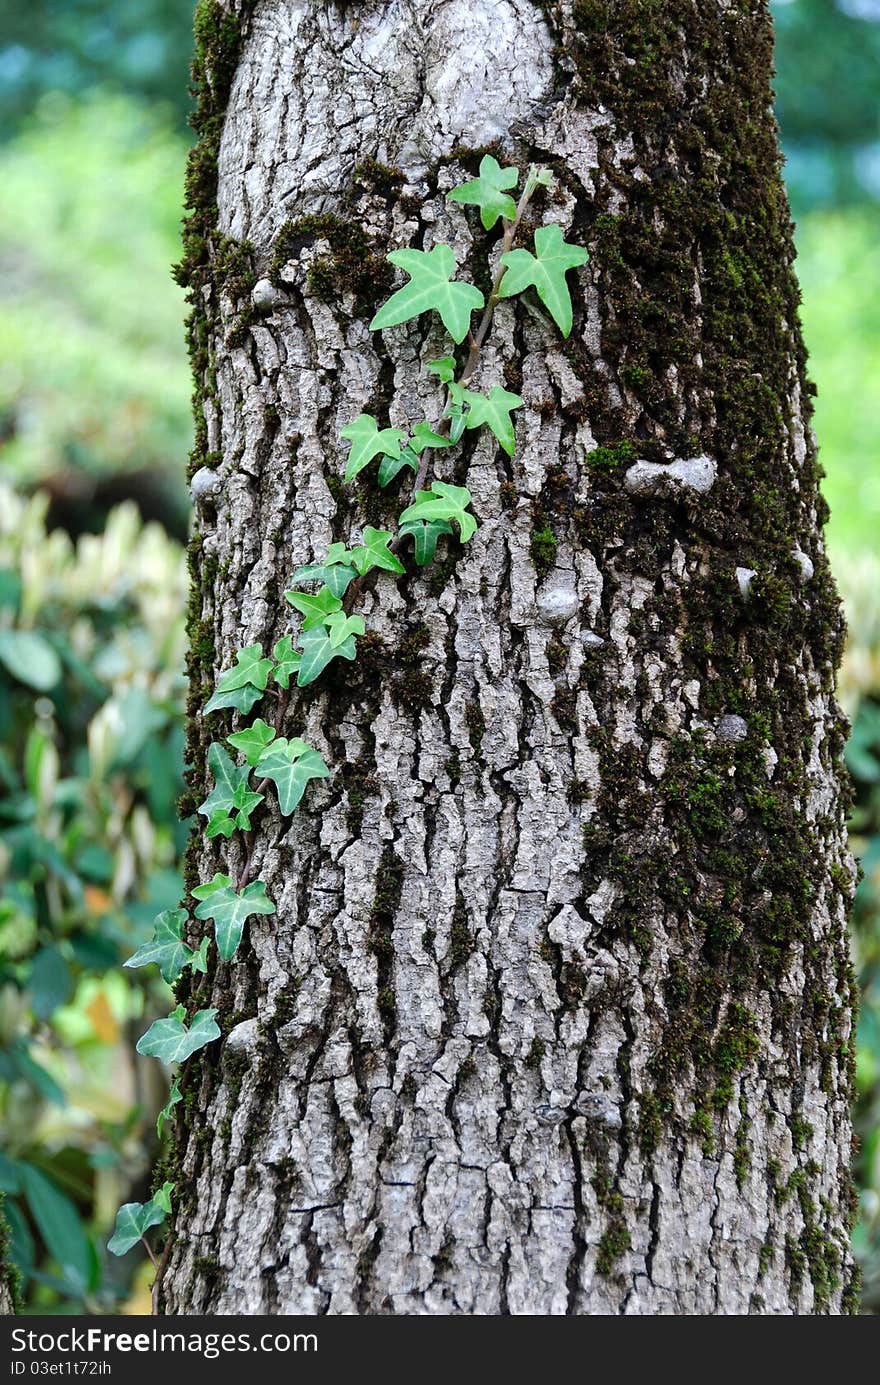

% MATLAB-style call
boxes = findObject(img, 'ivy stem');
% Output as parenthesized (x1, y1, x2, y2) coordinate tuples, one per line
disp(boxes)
(151, 1237, 171, 1313)
(458, 167, 538, 389)
(141, 1236, 159, 1269)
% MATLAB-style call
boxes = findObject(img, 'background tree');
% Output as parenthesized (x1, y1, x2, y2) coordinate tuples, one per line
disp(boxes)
(125, 0, 862, 1315)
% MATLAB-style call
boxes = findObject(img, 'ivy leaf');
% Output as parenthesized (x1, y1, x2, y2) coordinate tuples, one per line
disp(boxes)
(203, 682, 264, 717)
(227, 718, 277, 766)
(205, 811, 236, 839)
(198, 743, 254, 821)
(426, 357, 456, 385)
(192, 870, 232, 894)
(378, 419, 451, 487)
(348, 526, 406, 576)
(443, 380, 469, 443)
(190, 937, 210, 974)
(204, 778, 262, 837)
(124, 909, 199, 985)
(377, 448, 418, 488)
(370, 244, 484, 344)
(230, 780, 263, 830)
(271, 635, 302, 689)
(324, 612, 365, 649)
(136, 1005, 221, 1064)
(398, 482, 477, 542)
(211, 644, 274, 695)
(499, 224, 589, 337)
(285, 584, 343, 630)
(398, 519, 454, 566)
(448, 154, 518, 229)
(156, 1079, 182, 1138)
(204, 644, 273, 716)
(462, 385, 523, 456)
(192, 880, 276, 962)
(153, 1181, 174, 1215)
(259, 735, 311, 761)
(258, 744, 331, 815)
(410, 421, 453, 454)
(340, 414, 406, 482)
(288, 560, 357, 599)
(296, 626, 358, 686)
(108, 1183, 174, 1256)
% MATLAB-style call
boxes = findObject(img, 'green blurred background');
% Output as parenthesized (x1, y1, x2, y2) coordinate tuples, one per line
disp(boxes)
(0, 0, 878, 1314)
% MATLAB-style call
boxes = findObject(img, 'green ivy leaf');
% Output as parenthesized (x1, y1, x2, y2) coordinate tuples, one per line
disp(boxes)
(398, 482, 477, 542)
(296, 626, 358, 686)
(326, 541, 354, 563)
(442, 380, 470, 442)
(203, 782, 261, 837)
(377, 449, 418, 488)
(462, 385, 523, 456)
(397, 518, 454, 566)
(258, 743, 331, 814)
(288, 556, 357, 599)
(348, 526, 406, 576)
(370, 244, 484, 344)
(156, 1080, 182, 1138)
(124, 909, 199, 985)
(108, 1183, 174, 1256)
(198, 743, 255, 821)
(499, 224, 588, 337)
(229, 780, 263, 830)
(153, 1180, 174, 1215)
(192, 870, 232, 894)
(448, 154, 518, 229)
(204, 683, 264, 717)
(324, 612, 365, 649)
(205, 811, 236, 839)
(272, 635, 302, 688)
(211, 644, 274, 695)
(227, 717, 277, 766)
(136, 1005, 221, 1064)
(285, 584, 343, 630)
(426, 357, 456, 385)
(375, 425, 451, 489)
(192, 880, 276, 961)
(259, 734, 311, 761)
(372, 411, 455, 490)
(411, 421, 453, 454)
(340, 414, 405, 482)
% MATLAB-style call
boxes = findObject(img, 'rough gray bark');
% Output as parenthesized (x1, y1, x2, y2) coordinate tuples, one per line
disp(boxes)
(160, 0, 858, 1314)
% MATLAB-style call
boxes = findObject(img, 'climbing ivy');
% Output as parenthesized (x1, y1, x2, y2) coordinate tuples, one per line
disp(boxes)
(109, 159, 587, 1261)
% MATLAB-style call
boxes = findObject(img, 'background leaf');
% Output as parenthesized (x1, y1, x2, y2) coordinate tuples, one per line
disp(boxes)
(0, 631, 61, 692)
(21, 1164, 92, 1290)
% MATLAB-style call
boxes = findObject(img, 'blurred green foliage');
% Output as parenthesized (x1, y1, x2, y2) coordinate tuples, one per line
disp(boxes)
(0, 0, 877, 1315)
(0, 92, 191, 527)
(797, 210, 880, 554)
(837, 555, 880, 1311)
(0, 1, 194, 134)
(0, 487, 186, 1309)
(773, 0, 880, 209)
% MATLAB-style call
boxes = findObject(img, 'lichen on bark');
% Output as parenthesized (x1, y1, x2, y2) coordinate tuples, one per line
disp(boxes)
(159, 0, 858, 1315)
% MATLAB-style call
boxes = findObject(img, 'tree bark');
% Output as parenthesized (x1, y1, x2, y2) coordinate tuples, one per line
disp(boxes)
(160, 0, 859, 1314)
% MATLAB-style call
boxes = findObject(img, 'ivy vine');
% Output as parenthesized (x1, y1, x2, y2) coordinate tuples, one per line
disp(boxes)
(109, 155, 588, 1259)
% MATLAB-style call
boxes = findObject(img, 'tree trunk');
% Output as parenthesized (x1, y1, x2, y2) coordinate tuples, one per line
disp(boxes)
(159, 0, 859, 1315)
